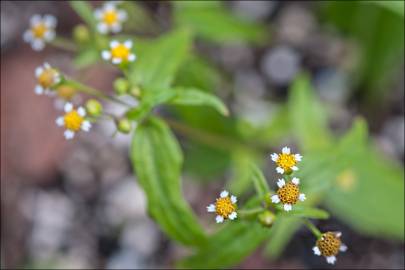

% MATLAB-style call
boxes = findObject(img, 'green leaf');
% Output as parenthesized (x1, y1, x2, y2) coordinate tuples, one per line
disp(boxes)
(288, 74, 333, 151)
(69, 1, 97, 30)
(371, 0, 404, 17)
(173, 1, 267, 44)
(73, 49, 99, 69)
(170, 87, 229, 116)
(129, 28, 192, 89)
(178, 221, 271, 268)
(131, 117, 206, 245)
(276, 205, 330, 219)
(250, 162, 270, 199)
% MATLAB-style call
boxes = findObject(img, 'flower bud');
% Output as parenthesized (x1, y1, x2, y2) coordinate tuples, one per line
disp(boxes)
(129, 86, 141, 97)
(258, 210, 276, 227)
(56, 85, 77, 101)
(113, 78, 130, 96)
(85, 99, 103, 117)
(117, 117, 132, 134)
(73, 24, 90, 43)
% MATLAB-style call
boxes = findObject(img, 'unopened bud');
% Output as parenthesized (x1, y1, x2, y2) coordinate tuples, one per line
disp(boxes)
(129, 86, 141, 97)
(85, 99, 103, 117)
(114, 78, 130, 96)
(73, 24, 90, 43)
(117, 118, 132, 134)
(258, 210, 276, 227)
(56, 85, 77, 101)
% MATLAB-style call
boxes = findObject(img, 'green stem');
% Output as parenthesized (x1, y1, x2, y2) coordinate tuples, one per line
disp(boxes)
(50, 36, 77, 52)
(63, 78, 132, 107)
(303, 219, 322, 239)
(238, 207, 263, 217)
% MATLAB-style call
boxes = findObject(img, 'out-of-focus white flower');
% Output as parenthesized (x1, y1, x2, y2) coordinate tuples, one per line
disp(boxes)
(23, 14, 57, 51)
(56, 103, 92, 140)
(101, 40, 136, 65)
(94, 2, 127, 34)
(34, 62, 61, 95)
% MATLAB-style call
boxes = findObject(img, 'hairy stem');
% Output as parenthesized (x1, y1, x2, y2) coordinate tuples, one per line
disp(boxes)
(303, 219, 322, 239)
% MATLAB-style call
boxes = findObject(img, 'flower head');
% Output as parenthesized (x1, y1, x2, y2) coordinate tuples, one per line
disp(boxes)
(102, 40, 136, 65)
(23, 14, 57, 51)
(207, 190, 237, 223)
(271, 146, 302, 174)
(313, 231, 347, 265)
(56, 103, 92, 140)
(271, 177, 306, 211)
(94, 2, 127, 34)
(34, 63, 61, 95)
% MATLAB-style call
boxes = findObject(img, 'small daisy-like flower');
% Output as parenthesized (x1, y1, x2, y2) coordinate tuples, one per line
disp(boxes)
(34, 62, 61, 95)
(23, 14, 57, 51)
(101, 40, 136, 65)
(56, 103, 92, 140)
(313, 232, 347, 265)
(94, 2, 127, 34)
(206, 190, 237, 223)
(271, 177, 306, 211)
(271, 146, 302, 174)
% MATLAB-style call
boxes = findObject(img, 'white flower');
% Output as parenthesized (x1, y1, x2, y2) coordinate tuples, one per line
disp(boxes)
(101, 40, 136, 65)
(271, 177, 306, 212)
(313, 232, 347, 265)
(34, 62, 61, 95)
(206, 190, 237, 223)
(23, 14, 57, 51)
(56, 102, 92, 140)
(94, 2, 127, 34)
(271, 146, 303, 175)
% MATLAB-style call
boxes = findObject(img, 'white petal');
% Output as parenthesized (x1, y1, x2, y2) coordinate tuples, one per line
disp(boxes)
(277, 179, 285, 188)
(271, 153, 279, 161)
(124, 40, 133, 48)
(271, 194, 280, 203)
(299, 193, 306, 202)
(34, 85, 44, 95)
(295, 154, 302, 161)
(336, 232, 342, 237)
(282, 146, 290, 154)
(44, 62, 51, 69)
(23, 30, 33, 42)
(77, 107, 86, 117)
(283, 204, 292, 211)
(292, 177, 300, 185)
(81, 121, 92, 132)
(127, 53, 136, 62)
(228, 212, 237, 220)
(53, 75, 61, 84)
(104, 2, 116, 11)
(220, 190, 229, 198)
(35, 67, 44, 77)
(340, 244, 347, 252)
(44, 15, 57, 28)
(112, 57, 122, 64)
(326, 256, 336, 265)
(44, 30, 55, 41)
(97, 23, 109, 34)
(64, 130, 75, 140)
(64, 102, 73, 113)
(313, 246, 321, 256)
(215, 215, 224, 223)
(101, 50, 111, 60)
(30, 14, 42, 26)
(291, 166, 299, 171)
(56, 117, 64, 127)
(118, 10, 127, 20)
(111, 23, 122, 33)
(276, 167, 284, 174)
(31, 39, 45, 51)
(206, 204, 216, 213)
(230, 195, 237, 204)
(94, 9, 103, 19)
(110, 40, 119, 48)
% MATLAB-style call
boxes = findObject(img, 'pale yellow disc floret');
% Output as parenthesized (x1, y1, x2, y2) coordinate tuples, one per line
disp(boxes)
(276, 153, 297, 173)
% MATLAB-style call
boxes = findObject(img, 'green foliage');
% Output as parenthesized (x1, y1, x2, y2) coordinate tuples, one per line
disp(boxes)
(131, 117, 206, 246)
(178, 220, 272, 268)
(73, 48, 99, 69)
(173, 1, 267, 44)
(69, 1, 97, 31)
(130, 29, 192, 89)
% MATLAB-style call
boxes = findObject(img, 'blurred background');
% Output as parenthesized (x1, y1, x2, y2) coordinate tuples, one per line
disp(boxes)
(1, 1, 404, 269)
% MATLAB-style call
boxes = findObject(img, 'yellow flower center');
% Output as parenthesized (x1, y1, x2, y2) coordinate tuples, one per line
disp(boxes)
(277, 182, 300, 204)
(111, 44, 130, 60)
(38, 69, 58, 88)
(316, 232, 342, 257)
(32, 23, 48, 38)
(103, 10, 118, 26)
(276, 153, 297, 173)
(215, 196, 236, 218)
(57, 86, 77, 101)
(64, 110, 84, 131)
